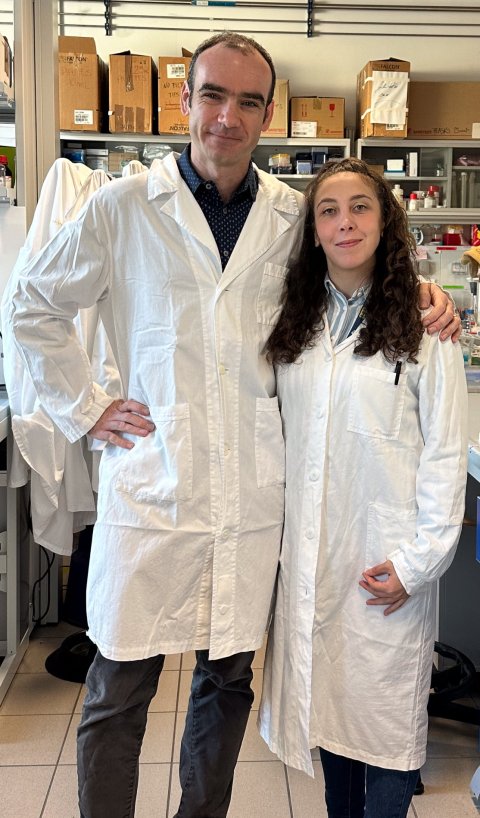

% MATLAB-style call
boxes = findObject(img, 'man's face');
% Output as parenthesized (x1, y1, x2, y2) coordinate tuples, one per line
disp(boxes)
(180, 44, 274, 179)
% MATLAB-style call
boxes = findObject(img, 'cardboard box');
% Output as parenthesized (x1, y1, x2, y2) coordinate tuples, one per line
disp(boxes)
(262, 79, 289, 138)
(108, 147, 139, 173)
(357, 58, 410, 138)
(0, 34, 13, 93)
(290, 97, 344, 138)
(109, 52, 157, 134)
(158, 56, 190, 135)
(408, 82, 480, 140)
(58, 36, 106, 132)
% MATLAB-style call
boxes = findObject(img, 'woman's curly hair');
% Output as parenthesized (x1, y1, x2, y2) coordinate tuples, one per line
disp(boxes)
(265, 157, 424, 365)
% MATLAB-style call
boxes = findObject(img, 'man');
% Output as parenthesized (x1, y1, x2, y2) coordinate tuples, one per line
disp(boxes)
(10, 32, 457, 818)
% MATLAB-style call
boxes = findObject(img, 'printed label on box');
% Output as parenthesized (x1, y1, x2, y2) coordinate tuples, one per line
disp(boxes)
(167, 63, 187, 80)
(473, 123, 480, 139)
(291, 121, 317, 138)
(74, 109, 94, 125)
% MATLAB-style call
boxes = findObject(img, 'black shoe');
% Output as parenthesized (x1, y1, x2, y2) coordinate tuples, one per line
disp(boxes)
(414, 774, 425, 796)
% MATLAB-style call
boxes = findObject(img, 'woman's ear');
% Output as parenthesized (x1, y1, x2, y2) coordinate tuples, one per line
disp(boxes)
(314, 231, 320, 247)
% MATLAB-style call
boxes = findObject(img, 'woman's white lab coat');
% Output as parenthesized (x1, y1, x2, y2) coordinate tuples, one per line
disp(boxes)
(10, 153, 305, 661)
(258, 322, 468, 775)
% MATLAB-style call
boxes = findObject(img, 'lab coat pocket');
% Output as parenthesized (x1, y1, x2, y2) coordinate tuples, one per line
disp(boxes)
(348, 365, 406, 440)
(366, 500, 417, 569)
(115, 403, 193, 504)
(256, 263, 288, 325)
(255, 396, 285, 488)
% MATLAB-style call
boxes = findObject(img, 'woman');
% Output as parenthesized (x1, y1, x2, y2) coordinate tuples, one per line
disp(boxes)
(258, 158, 468, 818)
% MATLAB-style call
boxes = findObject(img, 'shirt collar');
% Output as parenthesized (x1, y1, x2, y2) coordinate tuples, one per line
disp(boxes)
(177, 144, 258, 201)
(324, 273, 371, 303)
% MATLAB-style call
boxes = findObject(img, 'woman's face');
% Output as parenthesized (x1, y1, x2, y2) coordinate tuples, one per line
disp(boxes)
(313, 172, 384, 292)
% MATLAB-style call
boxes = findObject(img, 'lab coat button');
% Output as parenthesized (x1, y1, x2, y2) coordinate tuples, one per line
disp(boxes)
(219, 604, 228, 615)
(224, 445, 231, 456)
(309, 470, 320, 482)
(218, 364, 226, 376)
(305, 528, 314, 539)
(221, 529, 231, 541)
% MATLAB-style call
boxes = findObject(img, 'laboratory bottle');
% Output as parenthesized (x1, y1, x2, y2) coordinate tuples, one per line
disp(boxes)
(408, 192, 418, 212)
(0, 155, 12, 188)
(424, 190, 435, 209)
(392, 184, 404, 208)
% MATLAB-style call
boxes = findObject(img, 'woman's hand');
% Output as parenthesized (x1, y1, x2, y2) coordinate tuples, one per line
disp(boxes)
(419, 282, 461, 342)
(359, 559, 409, 615)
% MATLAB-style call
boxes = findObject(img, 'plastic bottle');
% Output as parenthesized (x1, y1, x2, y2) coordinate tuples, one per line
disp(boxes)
(0, 164, 7, 202)
(424, 190, 435, 209)
(392, 184, 404, 208)
(0, 155, 12, 189)
(408, 192, 418, 212)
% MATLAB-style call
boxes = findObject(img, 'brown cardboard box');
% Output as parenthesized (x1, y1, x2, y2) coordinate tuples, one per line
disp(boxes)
(109, 52, 157, 133)
(261, 80, 289, 138)
(357, 58, 410, 138)
(0, 34, 13, 93)
(408, 82, 480, 140)
(58, 36, 106, 131)
(158, 56, 190, 135)
(290, 97, 344, 138)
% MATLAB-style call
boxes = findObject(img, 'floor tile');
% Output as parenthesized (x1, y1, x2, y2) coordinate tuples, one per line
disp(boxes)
(414, 756, 480, 817)
(42, 762, 173, 818)
(168, 761, 291, 818)
(0, 672, 81, 715)
(0, 765, 55, 818)
(251, 668, 263, 711)
(164, 653, 181, 671)
(41, 764, 79, 818)
(140, 712, 176, 763)
(427, 716, 480, 758)
(17, 637, 65, 672)
(136, 764, 172, 818)
(287, 759, 328, 818)
(74, 685, 86, 714)
(0, 714, 71, 765)
(181, 651, 195, 671)
(32, 622, 83, 640)
(59, 714, 80, 764)
(177, 669, 193, 711)
(238, 712, 279, 762)
(148, 670, 180, 712)
(253, 640, 267, 669)
(173, 710, 186, 762)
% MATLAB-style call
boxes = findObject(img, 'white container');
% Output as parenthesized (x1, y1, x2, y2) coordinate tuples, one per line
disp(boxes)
(392, 183, 404, 207)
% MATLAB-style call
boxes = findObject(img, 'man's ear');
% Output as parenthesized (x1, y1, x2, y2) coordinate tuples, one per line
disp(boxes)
(261, 100, 275, 132)
(180, 81, 191, 116)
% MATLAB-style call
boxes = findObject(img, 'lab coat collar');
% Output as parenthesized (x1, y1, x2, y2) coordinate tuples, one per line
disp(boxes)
(146, 154, 304, 286)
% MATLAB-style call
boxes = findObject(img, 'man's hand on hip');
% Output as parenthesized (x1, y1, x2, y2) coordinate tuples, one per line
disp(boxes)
(88, 399, 155, 449)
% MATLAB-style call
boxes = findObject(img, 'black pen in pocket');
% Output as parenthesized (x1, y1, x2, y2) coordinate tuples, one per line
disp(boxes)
(394, 361, 402, 386)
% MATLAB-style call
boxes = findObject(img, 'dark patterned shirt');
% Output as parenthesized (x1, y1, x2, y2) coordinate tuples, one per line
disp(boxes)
(177, 145, 258, 270)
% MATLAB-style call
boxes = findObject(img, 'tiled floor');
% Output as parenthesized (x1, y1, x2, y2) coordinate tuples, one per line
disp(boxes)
(0, 622, 479, 817)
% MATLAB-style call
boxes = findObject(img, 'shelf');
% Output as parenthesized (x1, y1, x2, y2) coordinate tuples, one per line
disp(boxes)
(357, 138, 480, 149)
(407, 208, 480, 225)
(61, 132, 351, 149)
(385, 176, 448, 182)
(453, 166, 480, 172)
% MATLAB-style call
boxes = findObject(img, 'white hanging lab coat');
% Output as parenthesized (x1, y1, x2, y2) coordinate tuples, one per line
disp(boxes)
(10, 152, 305, 660)
(259, 323, 468, 775)
(1, 159, 121, 553)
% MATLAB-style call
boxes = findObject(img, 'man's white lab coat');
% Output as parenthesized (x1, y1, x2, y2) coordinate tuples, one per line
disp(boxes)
(10, 152, 305, 660)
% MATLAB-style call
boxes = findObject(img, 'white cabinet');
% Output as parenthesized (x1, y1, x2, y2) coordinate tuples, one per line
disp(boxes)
(0, 397, 33, 705)
(356, 138, 480, 225)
